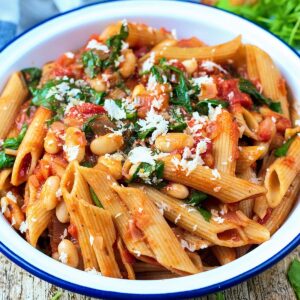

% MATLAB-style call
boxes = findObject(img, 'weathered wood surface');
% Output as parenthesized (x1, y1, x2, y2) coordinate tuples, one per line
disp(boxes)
(0, 246, 299, 300)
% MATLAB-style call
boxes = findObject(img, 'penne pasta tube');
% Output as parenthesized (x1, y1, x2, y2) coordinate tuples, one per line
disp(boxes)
(116, 237, 135, 280)
(155, 36, 242, 62)
(161, 155, 266, 203)
(212, 246, 236, 265)
(0, 169, 12, 191)
(0, 72, 28, 139)
(264, 176, 300, 235)
(132, 184, 269, 247)
(76, 200, 122, 278)
(78, 165, 155, 262)
(26, 199, 53, 247)
(264, 136, 300, 208)
(213, 110, 239, 175)
(39, 62, 55, 86)
(100, 21, 173, 47)
(113, 185, 199, 275)
(245, 44, 289, 118)
(186, 251, 203, 272)
(11, 107, 52, 186)
(61, 162, 98, 270)
(236, 146, 266, 174)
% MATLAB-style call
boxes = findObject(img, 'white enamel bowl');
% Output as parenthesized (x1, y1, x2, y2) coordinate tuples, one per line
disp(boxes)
(0, 1, 299, 298)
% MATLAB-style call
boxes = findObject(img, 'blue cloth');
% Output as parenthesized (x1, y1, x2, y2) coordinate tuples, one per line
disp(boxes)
(0, 21, 16, 48)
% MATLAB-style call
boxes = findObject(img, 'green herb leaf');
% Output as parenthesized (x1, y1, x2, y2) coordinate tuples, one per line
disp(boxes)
(196, 99, 229, 115)
(82, 114, 101, 139)
(21, 67, 42, 93)
(197, 207, 212, 222)
(287, 259, 300, 300)
(80, 161, 94, 168)
(138, 127, 155, 140)
(81, 50, 103, 78)
(150, 65, 164, 83)
(169, 107, 187, 132)
(187, 190, 208, 206)
(215, 291, 225, 300)
(0, 152, 15, 169)
(274, 136, 296, 157)
(239, 78, 282, 113)
(90, 187, 103, 208)
(130, 161, 164, 185)
(2, 124, 28, 150)
(50, 291, 63, 300)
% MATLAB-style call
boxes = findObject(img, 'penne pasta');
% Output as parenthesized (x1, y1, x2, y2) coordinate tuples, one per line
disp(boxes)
(11, 107, 52, 186)
(161, 155, 266, 203)
(155, 36, 242, 62)
(113, 185, 199, 275)
(212, 246, 236, 265)
(0, 169, 12, 191)
(264, 136, 300, 208)
(0, 72, 28, 139)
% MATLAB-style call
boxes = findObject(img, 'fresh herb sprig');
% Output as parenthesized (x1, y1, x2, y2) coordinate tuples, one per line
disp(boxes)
(21, 67, 42, 94)
(0, 152, 15, 170)
(2, 124, 28, 150)
(238, 78, 282, 113)
(274, 136, 296, 157)
(90, 187, 103, 208)
(130, 161, 164, 185)
(196, 99, 229, 115)
(186, 190, 211, 222)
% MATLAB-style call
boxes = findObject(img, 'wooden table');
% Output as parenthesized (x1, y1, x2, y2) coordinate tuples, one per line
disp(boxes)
(0, 246, 299, 300)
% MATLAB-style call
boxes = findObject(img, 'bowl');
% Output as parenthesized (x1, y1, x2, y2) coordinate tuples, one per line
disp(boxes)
(0, 1, 299, 298)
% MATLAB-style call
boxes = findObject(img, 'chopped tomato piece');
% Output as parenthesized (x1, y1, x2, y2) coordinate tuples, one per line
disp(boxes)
(68, 224, 78, 239)
(258, 117, 275, 142)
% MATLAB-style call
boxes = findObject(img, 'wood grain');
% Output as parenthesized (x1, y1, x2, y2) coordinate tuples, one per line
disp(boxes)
(0, 247, 299, 300)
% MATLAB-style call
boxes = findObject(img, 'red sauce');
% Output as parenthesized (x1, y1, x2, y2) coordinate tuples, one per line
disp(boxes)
(68, 223, 78, 239)
(258, 117, 274, 142)
(218, 229, 241, 242)
(19, 153, 32, 181)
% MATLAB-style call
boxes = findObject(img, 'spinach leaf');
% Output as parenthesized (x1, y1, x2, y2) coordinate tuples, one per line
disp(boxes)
(90, 187, 103, 208)
(2, 124, 27, 150)
(274, 136, 296, 157)
(150, 65, 164, 83)
(287, 259, 300, 300)
(137, 127, 155, 140)
(81, 50, 103, 78)
(196, 99, 229, 115)
(21, 67, 42, 93)
(0, 152, 15, 169)
(186, 190, 211, 222)
(239, 78, 282, 113)
(130, 161, 164, 185)
(169, 107, 187, 132)
(104, 23, 129, 69)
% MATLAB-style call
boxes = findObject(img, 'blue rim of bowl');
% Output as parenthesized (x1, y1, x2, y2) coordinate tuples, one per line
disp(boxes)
(0, 0, 299, 298)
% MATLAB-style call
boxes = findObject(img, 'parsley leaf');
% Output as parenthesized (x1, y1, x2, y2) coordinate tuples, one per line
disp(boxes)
(130, 161, 164, 185)
(239, 78, 282, 113)
(150, 65, 164, 83)
(186, 191, 211, 222)
(137, 127, 155, 140)
(2, 124, 27, 150)
(0, 152, 15, 169)
(82, 114, 101, 139)
(274, 136, 296, 157)
(287, 259, 300, 300)
(196, 99, 229, 115)
(21, 67, 42, 94)
(90, 187, 103, 208)
(169, 107, 187, 132)
(81, 50, 103, 78)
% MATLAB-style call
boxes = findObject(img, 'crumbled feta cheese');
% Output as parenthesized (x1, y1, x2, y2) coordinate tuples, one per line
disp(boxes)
(89, 235, 94, 246)
(128, 146, 155, 165)
(137, 108, 169, 143)
(175, 213, 182, 224)
(114, 55, 125, 67)
(11, 217, 16, 226)
(271, 116, 277, 123)
(64, 51, 75, 59)
(19, 221, 28, 234)
(151, 97, 164, 109)
(86, 39, 109, 53)
(212, 216, 224, 224)
(64, 98, 85, 114)
(201, 60, 228, 74)
(104, 152, 125, 161)
(59, 251, 68, 264)
(1, 198, 8, 214)
(228, 91, 234, 101)
(208, 104, 222, 121)
(133, 250, 141, 257)
(211, 169, 221, 180)
(147, 73, 158, 91)
(142, 52, 155, 72)
(104, 99, 126, 120)
(191, 75, 213, 86)
(213, 186, 222, 192)
(180, 239, 196, 252)
(6, 191, 17, 203)
(192, 224, 198, 232)
(85, 268, 102, 275)
(60, 228, 68, 240)
(138, 207, 144, 213)
(200, 244, 208, 249)
(156, 201, 169, 215)
(63, 145, 80, 162)
(56, 188, 62, 198)
(121, 40, 129, 51)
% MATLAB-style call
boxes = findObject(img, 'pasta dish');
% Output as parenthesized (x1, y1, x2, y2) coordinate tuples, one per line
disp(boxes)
(0, 20, 299, 279)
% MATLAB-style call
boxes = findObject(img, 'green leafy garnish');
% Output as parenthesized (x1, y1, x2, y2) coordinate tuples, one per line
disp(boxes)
(150, 65, 164, 83)
(186, 191, 211, 221)
(137, 127, 155, 140)
(196, 99, 229, 115)
(287, 259, 300, 299)
(90, 187, 103, 208)
(2, 124, 27, 150)
(130, 161, 164, 185)
(21, 67, 42, 93)
(114, 99, 137, 121)
(0, 152, 15, 169)
(50, 291, 63, 300)
(215, 291, 225, 300)
(104, 23, 129, 69)
(238, 78, 282, 113)
(80, 161, 94, 168)
(82, 50, 103, 78)
(274, 136, 296, 157)
(216, 0, 300, 49)
(169, 107, 187, 132)
(82, 114, 101, 139)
